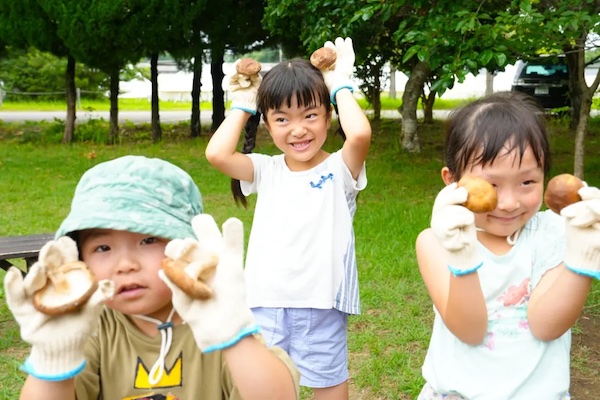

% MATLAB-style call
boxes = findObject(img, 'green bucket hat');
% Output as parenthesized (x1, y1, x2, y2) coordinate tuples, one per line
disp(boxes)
(55, 155, 203, 241)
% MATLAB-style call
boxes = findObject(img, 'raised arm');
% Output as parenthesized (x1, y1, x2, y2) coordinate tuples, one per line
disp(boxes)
(205, 60, 261, 183)
(3, 237, 114, 400)
(316, 37, 371, 178)
(528, 185, 600, 340)
(417, 183, 488, 345)
(159, 215, 299, 400)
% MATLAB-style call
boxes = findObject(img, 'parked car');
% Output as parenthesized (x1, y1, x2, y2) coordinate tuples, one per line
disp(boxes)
(511, 56, 570, 110)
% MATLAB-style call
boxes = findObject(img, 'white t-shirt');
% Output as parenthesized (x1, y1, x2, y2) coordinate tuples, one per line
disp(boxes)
(422, 210, 571, 399)
(241, 150, 366, 314)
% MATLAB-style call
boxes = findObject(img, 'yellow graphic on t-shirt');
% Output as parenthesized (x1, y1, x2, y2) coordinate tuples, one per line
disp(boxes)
(134, 353, 183, 389)
(122, 393, 179, 400)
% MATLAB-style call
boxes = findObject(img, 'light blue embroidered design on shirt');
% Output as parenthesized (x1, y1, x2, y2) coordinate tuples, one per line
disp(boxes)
(310, 173, 334, 189)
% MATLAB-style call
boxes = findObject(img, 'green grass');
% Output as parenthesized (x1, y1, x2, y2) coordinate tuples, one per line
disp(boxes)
(0, 95, 469, 113)
(0, 98, 214, 112)
(0, 117, 599, 399)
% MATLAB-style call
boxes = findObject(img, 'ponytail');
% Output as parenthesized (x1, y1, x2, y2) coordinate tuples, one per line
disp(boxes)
(231, 112, 261, 207)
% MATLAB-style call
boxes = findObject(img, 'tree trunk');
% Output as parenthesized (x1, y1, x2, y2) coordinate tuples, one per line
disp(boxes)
(190, 53, 202, 138)
(109, 70, 119, 143)
(63, 55, 76, 144)
(150, 53, 162, 142)
(389, 65, 396, 100)
(485, 69, 494, 96)
(371, 66, 382, 121)
(399, 61, 430, 152)
(573, 53, 600, 179)
(573, 98, 591, 179)
(565, 42, 583, 131)
(422, 88, 436, 125)
(211, 47, 225, 131)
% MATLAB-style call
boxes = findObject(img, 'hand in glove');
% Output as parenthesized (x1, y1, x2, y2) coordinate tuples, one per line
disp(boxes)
(430, 183, 483, 276)
(159, 214, 259, 353)
(228, 59, 262, 115)
(561, 185, 600, 279)
(319, 37, 355, 104)
(4, 237, 114, 381)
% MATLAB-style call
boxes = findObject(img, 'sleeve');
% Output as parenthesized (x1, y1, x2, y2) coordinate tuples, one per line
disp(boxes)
(75, 325, 101, 400)
(335, 150, 367, 193)
(530, 210, 566, 288)
(240, 153, 271, 196)
(220, 335, 301, 400)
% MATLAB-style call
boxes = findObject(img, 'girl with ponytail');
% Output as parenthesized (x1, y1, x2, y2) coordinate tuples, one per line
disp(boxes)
(206, 37, 371, 400)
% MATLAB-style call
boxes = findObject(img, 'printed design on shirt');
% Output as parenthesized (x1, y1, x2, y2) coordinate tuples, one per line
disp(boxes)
(497, 278, 530, 306)
(310, 173, 334, 189)
(482, 277, 531, 351)
(122, 393, 179, 400)
(134, 352, 183, 389)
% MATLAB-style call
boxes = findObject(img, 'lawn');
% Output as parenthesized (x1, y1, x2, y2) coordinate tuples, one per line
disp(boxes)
(0, 115, 599, 399)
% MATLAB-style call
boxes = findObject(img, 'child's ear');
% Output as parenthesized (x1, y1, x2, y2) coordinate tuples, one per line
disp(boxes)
(441, 167, 456, 185)
(326, 108, 333, 129)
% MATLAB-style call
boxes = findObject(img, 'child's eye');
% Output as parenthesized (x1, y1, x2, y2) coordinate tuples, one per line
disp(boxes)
(306, 113, 318, 119)
(522, 180, 535, 186)
(141, 237, 159, 245)
(275, 117, 287, 123)
(94, 245, 110, 253)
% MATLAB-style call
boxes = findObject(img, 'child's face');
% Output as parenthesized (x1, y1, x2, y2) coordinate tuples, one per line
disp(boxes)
(79, 229, 173, 321)
(453, 142, 544, 239)
(264, 95, 332, 171)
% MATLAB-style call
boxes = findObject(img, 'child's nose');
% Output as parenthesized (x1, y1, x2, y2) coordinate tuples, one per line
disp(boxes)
(291, 125, 307, 137)
(115, 255, 141, 274)
(496, 189, 520, 212)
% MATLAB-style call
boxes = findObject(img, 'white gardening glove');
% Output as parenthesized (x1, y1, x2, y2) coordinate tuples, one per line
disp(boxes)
(430, 183, 483, 276)
(561, 185, 600, 279)
(320, 37, 355, 104)
(4, 237, 114, 381)
(228, 59, 262, 115)
(159, 214, 259, 353)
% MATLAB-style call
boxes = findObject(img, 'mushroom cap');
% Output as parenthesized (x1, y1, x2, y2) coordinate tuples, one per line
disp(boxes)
(310, 47, 337, 70)
(161, 256, 217, 300)
(544, 173, 584, 214)
(458, 176, 498, 213)
(33, 261, 98, 315)
(236, 58, 262, 76)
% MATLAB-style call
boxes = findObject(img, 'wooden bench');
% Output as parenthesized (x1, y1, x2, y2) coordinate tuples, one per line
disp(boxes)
(0, 233, 55, 274)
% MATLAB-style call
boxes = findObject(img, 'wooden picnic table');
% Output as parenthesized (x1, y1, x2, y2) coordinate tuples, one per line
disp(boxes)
(0, 233, 55, 273)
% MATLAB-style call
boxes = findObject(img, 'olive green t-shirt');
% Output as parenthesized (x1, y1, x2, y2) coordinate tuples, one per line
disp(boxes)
(75, 308, 299, 400)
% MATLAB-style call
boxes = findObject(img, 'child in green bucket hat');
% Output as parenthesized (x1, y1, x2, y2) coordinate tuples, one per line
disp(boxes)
(4, 155, 299, 400)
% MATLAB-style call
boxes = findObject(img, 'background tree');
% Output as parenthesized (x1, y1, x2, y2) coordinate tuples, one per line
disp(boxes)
(39, 0, 145, 143)
(0, 0, 80, 143)
(202, 0, 269, 131)
(497, 0, 600, 178)
(168, 0, 209, 138)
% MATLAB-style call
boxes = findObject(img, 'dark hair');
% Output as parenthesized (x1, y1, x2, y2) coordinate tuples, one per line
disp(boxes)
(444, 91, 551, 181)
(231, 58, 336, 207)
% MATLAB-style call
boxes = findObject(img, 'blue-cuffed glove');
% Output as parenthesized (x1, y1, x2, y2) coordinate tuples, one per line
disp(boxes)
(159, 214, 259, 353)
(228, 59, 262, 115)
(431, 183, 483, 276)
(562, 186, 600, 279)
(320, 37, 355, 105)
(3, 237, 114, 381)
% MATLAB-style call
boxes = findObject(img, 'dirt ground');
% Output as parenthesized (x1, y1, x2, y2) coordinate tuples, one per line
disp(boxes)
(570, 312, 600, 399)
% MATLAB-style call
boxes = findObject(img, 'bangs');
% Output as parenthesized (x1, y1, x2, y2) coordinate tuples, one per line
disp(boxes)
(257, 59, 330, 113)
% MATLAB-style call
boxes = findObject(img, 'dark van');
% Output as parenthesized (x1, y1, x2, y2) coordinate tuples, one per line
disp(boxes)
(511, 56, 570, 110)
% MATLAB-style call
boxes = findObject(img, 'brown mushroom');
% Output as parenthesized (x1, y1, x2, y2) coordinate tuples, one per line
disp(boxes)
(310, 47, 337, 70)
(236, 58, 262, 76)
(33, 261, 98, 315)
(161, 255, 218, 300)
(544, 173, 584, 214)
(457, 175, 498, 213)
